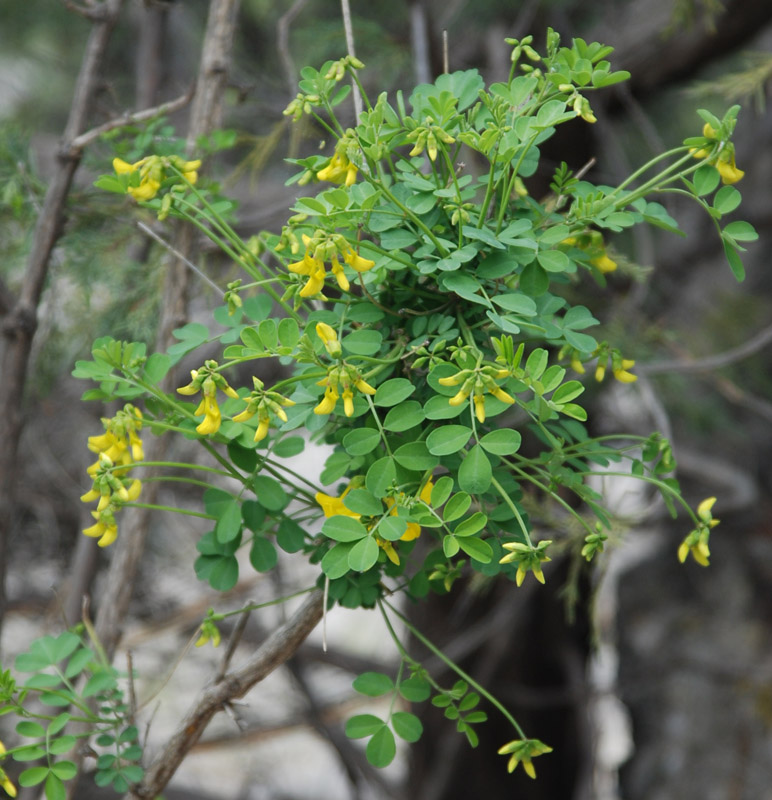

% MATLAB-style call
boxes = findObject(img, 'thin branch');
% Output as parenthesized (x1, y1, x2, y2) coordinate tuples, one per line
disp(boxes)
(340, 0, 363, 119)
(131, 590, 324, 800)
(69, 88, 194, 153)
(277, 0, 310, 97)
(136, 221, 225, 296)
(638, 321, 772, 375)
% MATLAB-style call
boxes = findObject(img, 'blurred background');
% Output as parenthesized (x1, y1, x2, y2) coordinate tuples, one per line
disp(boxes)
(1, 1, 771, 798)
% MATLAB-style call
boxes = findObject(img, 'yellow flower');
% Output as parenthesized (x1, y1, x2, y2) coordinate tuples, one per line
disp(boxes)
(342, 246, 375, 273)
(562, 232, 617, 273)
(194, 393, 222, 435)
(112, 154, 202, 201)
(500, 540, 552, 586)
(691, 123, 744, 184)
(316, 484, 360, 519)
(497, 738, 552, 778)
(317, 151, 358, 186)
(83, 518, 119, 548)
(314, 384, 340, 416)
(678, 497, 719, 566)
(612, 358, 637, 383)
(316, 322, 342, 357)
(195, 618, 222, 648)
(0, 741, 16, 799)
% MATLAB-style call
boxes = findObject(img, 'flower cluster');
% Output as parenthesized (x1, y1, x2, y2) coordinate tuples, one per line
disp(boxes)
(316, 131, 360, 186)
(177, 361, 240, 436)
(232, 377, 295, 442)
(678, 497, 719, 566)
(112, 154, 201, 201)
(691, 123, 744, 185)
(561, 231, 617, 273)
(497, 737, 553, 778)
(499, 539, 552, 586)
(195, 611, 223, 649)
(569, 343, 637, 384)
(313, 323, 376, 417)
(439, 365, 515, 423)
(81, 404, 144, 547)
(287, 232, 375, 297)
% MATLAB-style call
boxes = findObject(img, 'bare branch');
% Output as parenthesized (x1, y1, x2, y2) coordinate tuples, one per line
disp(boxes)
(340, 0, 363, 119)
(132, 590, 324, 800)
(638, 321, 772, 375)
(277, 0, 310, 97)
(69, 88, 194, 153)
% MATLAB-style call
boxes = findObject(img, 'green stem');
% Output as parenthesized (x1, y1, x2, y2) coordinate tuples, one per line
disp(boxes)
(490, 475, 532, 546)
(381, 599, 526, 738)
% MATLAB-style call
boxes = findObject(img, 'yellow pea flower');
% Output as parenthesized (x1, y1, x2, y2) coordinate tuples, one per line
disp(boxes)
(497, 738, 552, 778)
(316, 484, 361, 519)
(314, 385, 340, 415)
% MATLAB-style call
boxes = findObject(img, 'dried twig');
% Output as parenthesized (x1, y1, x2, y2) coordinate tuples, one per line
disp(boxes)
(131, 590, 324, 799)
(340, 0, 363, 119)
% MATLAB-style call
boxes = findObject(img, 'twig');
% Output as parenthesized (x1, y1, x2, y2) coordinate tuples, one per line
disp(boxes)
(131, 590, 324, 799)
(69, 89, 194, 153)
(638, 321, 772, 375)
(443, 30, 449, 75)
(277, 0, 310, 97)
(340, 0, 363, 119)
(215, 605, 252, 682)
(136, 221, 225, 296)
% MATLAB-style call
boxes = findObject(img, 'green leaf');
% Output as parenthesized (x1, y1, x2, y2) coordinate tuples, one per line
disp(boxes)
(208, 555, 239, 591)
(399, 675, 432, 702)
(453, 511, 487, 537)
(353, 672, 395, 696)
(215, 499, 242, 544)
(278, 317, 300, 348)
(343, 489, 384, 517)
(342, 329, 383, 356)
(346, 714, 386, 738)
(253, 475, 289, 511)
(443, 535, 460, 557)
(430, 475, 454, 508)
(693, 164, 720, 196)
(392, 711, 424, 742)
(458, 445, 492, 494)
(277, 519, 306, 553)
(343, 428, 381, 455)
(16, 721, 46, 738)
(423, 394, 465, 419)
(551, 380, 585, 405)
(322, 515, 367, 542)
(479, 429, 522, 455)
(47, 714, 71, 737)
(374, 378, 416, 407)
(227, 441, 258, 472)
(491, 293, 537, 315)
(82, 671, 117, 698)
(519, 262, 550, 295)
(45, 772, 66, 800)
(383, 401, 425, 432)
(713, 185, 741, 214)
(249, 536, 278, 572)
(241, 500, 266, 532)
(393, 441, 439, 471)
(273, 436, 305, 458)
(723, 220, 758, 242)
(48, 737, 77, 755)
(366, 725, 397, 767)
(426, 425, 472, 456)
(537, 249, 571, 273)
(444, 492, 471, 522)
(13, 746, 47, 762)
(378, 516, 408, 541)
(441, 273, 491, 307)
(19, 767, 49, 787)
(321, 542, 354, 579)
(348, 536, 379, 572)
(722, 240, 745, 281)
(23, 674, 63, 690)
(458, 537, 493, 563)
(143, 352, 171, 384)
(366, 457, 396, 497)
